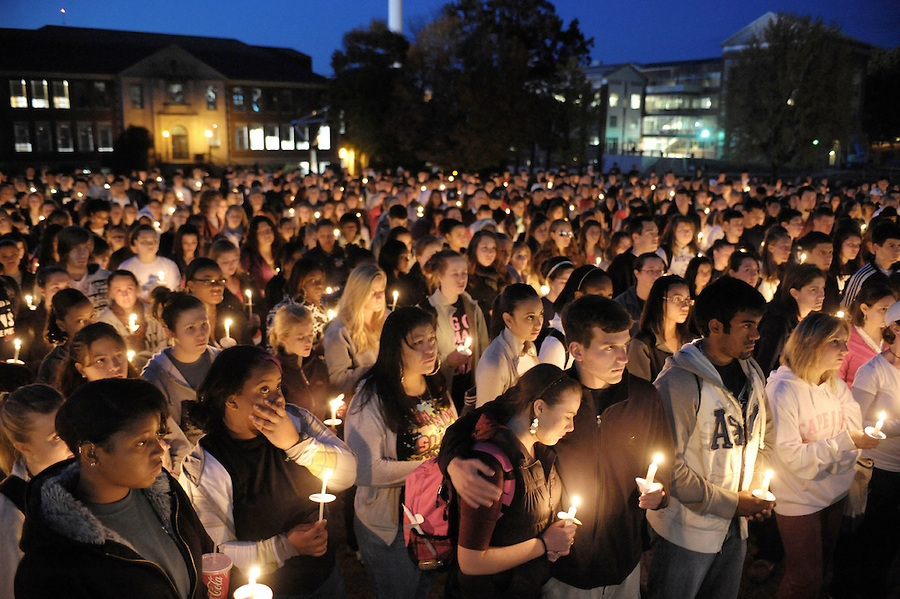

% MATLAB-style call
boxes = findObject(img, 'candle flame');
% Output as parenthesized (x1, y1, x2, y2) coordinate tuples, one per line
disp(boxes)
(245, 289, 252, 298)
(653, 453, 664, 465)
(392, 290, 399, 300)
(324, 468, 333, 481)
(330, 395, 344, 411)
(879, 411, 886, 422)
(249, 566, 260, 585)
(570, 496, 580, 508)
(224, 318, 233, 328)
(14, 338, 21, 349)
(127, 350, 135, 362)
(765, 469, 773, 480)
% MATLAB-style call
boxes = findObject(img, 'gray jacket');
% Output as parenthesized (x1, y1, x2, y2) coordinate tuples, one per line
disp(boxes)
(475, 328, 538, 407)
(426, 289, 489, 387)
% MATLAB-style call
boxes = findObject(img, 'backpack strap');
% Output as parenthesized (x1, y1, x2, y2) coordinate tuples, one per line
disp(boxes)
(471, 441, 515, 507)
(0, 475, 27, 513)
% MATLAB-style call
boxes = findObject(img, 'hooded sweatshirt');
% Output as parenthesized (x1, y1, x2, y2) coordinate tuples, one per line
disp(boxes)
(765, 366, 860, 516)
(647, 341, 772, 553)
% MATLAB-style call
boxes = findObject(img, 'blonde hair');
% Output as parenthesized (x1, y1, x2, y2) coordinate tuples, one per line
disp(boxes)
(269, 304, 313, 358)
(0, 384, 65, 473)
(782, 312, 850, 385)
(338, 263, 386, 354)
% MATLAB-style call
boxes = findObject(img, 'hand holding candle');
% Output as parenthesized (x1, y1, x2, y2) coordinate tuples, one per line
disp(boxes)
(556, 495, 582, 526)
(456, 336, 473, 356)
(7, 338, 23, 364)
(245, 289, 253, 315)
(636, 453, 664, 494)
(220, 318, 237, 349)
(391, 290, 399, 311)
(752, 469, 776, 502)
(324, 394, 344, 427)
(129, 313, 139, 333)
(866, 411, 888, 440)
(233, 566, 273, 599)
(309, 469, 336, 521)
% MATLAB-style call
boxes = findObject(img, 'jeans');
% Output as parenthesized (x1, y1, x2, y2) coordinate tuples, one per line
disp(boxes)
(542, 564, 641, 599)
(775, 499, 845, 599)
(354, 515, 432, 599)
(274, 561, 346, 599)
(647, 519, 746, 599)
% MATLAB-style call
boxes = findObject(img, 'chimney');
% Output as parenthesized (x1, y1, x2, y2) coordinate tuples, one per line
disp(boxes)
(389, 0, 402, 33)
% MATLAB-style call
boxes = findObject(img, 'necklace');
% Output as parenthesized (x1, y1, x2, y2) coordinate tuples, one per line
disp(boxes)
(888, 347, 900, 362)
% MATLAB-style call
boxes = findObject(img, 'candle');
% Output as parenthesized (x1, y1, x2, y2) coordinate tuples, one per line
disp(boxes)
(326, 308, 336, 321)
(158, 270, 166, 284)
(127, 350, 135, 363)
(836, 310, 846, 319)
(456, 336, 473, 356)
(540, 284, 550, 296)
(224, 318, 232, 339)
(245, 289, 253, 315)
(233, 565, 273, 599)
(11, 338, 22, 363)
(556, 496, 582, 526)
(25, 295, 36, 310)
(317, 469, 333, 521)
(874, 411, 886, 436)
(129, 313, 139, 333)
(391, 290, 399, 311)
(645, 453, 664, 487)
(325, 287, 333, 295)
(333, 228, 340, 239)
(760, 470, 773, 496)
(289, 207, 296, 217)
(402, 503, 438, 557)
(325, 394, 344, 427)
(800, 252, 807, 264)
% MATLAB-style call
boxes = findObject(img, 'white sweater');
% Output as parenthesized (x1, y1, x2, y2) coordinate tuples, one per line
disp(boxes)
(766, 366, 861, 516)
(851, 353, 900, 472)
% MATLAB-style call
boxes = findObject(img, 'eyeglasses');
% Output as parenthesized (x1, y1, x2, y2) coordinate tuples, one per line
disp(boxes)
(555, 230, 574, 237)
(665, 296, 695, 307)
(192, 278, 226, 286)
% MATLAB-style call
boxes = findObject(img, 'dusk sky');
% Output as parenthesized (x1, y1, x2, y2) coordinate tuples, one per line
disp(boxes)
(4, 0, 899, 76)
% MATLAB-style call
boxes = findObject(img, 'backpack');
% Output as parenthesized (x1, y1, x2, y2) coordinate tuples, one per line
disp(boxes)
(403, 441, 516, 571)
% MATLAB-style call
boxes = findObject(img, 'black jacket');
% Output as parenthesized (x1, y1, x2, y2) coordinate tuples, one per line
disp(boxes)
(15, 459, 215, 599)
(754, 301, 798, 377)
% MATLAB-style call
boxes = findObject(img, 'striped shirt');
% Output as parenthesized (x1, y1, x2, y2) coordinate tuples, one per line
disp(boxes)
(842, 262, 895, 308)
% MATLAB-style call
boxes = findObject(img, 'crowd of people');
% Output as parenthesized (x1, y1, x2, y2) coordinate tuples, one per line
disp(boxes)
(0, 162, 898, 599)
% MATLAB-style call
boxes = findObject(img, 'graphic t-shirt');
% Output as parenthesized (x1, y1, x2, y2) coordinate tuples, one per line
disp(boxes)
(451, 298, 472, 376)
(396, 391, 457, 461)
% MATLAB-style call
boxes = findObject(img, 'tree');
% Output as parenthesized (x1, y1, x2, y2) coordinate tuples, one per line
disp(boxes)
(723, 13, 854, 174)
(328, 21, 412, 166)
(110, 126, 152, 172)
(864, 46, 900, 147)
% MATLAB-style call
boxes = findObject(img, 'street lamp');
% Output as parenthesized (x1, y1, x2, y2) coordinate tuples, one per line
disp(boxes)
(161, 130, 170, 163)
(205, 129, 213, 164)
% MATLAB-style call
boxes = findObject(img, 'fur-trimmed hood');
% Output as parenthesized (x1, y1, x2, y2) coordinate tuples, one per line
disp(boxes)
(22, 458, 173, 556)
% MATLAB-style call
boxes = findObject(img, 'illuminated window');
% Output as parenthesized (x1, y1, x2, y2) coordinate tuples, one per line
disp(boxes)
(317, 125, 331, 151)
(608, 93, 619, 107)
(234, 125, 249, 150)
(233, 87, 245, 111)
(14, 122, 32, 152)
(265, 125, 279, 150)
(9, 80, 27, 108)
(609, 115, 618, 128)
(206, 86, 217, 110)
(31, 80, 49, 108)
(249, 124, 264, 150)
(167, 82, 185, 105)
(57, 123, 74, 152)
(97, 124, 114, 152)
(280, 124, 294, 150)
(130, 84, 143, 108)
(52, 80, 70, 109)
(77, 122, 94, 152)
(251, 88, 262, 113)
(630, 94, 641, 110)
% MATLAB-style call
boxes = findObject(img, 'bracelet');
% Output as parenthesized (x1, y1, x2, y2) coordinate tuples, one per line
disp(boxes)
(537, 535, 548, 556)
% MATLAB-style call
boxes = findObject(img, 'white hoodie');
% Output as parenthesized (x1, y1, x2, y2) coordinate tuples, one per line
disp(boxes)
(765, 365, 861, 516)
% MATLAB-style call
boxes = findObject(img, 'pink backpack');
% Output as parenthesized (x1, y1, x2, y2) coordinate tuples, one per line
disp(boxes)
(403, 442, 515, 571)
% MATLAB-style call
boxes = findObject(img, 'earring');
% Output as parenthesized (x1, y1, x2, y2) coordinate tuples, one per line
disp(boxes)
(89, 460, 98, 467)
(427, 356, 442, 377)
(530, 417, 539, 436)
(400, 363, 405, 386)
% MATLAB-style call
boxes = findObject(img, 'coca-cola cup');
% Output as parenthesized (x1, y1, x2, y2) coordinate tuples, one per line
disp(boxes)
(201, 552, 233, 599)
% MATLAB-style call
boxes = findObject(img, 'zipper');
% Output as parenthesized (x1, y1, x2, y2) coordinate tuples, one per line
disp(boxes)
(172, 488, 199, 597)
(106, 552, 180, 596)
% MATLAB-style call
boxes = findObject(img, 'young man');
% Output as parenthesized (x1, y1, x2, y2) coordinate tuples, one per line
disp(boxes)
(797, 232, 840, 314)
(608, 215, 662, 296)
(441, 295, 673, 598)
(119, 224, 181, 301)
(646, 277, 774, 599)
(842, 220, 900, 308)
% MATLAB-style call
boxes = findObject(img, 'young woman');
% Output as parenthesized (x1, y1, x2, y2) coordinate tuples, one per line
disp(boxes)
(422, 250, 490, 411)
(241, 215, 283, 298)
(532, 219, 584, 273)
(267, 257, 329, 345)
(755, 264, 827, 377)
(727, 251, 762, 290)
(509, 242, 537, 289)
(661, 215, 700, 278)
(538, 257, 574, 329)
(447, 364, 580, 599)
(181, 346, 355, 598)
(466, 230, 511, 322)
(840, 282, 896, 387)
(345, 307, 456, 598)
(475, 284, 543, 408)
(220, 204, 249, 248)
(210, 238, 264, 328)
(37, 288, 96, 384)
(268, 304, 334, 421)
(142, 292, 220, 446)
(323, 263, 387, 396)
(98, 270, 168, 368)
(16, 265, 70, 373)
(766, 313, 877, 599)
(598, 231, 631, 271)
(184, 258, 254, 346)
(576, 219, 604, 267)
(830, 226, 863, 295)
(852, 301, 900, 597)
(683, 255, 713, 298)
(0, 384, 70, 599)
(524, 214, 550, 256)
(168, 224, 201, 275)
(378, 238, 413, 308)
(15, 378, 215, 599)
(758, 226, 793, 302)
(627, 275, 693, 383)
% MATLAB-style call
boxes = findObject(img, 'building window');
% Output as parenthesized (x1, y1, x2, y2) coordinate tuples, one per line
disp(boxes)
(52, 81, 70, 109)
(630, 94, 641, 110)
(316, 125, 331, 151)
(9, 80, 27, 108)
(167, 82, 185, 105)
(233, 87, 245, 111)
(56, 123, 74, 152)
(97, 123, 114, 152)
(251, 88, 262, 113)
(93, 82, 110, 107)
(281, 90, 293, 113)
(265, 125, 279, 150)
(14, 122, 32, 152)
(206, 86, 217, 110)
(30, 80, 49, 108)
(608, 93, 619, 108)
(280, 124, 294, 150)
(130, 84, 143, 108)
(235, 125, 249, 150)
(77, 122, 94, 152)
(70, 81, 90, 108)
(609, 115, 618, 128)
(34, 122, 52, 152)
(249, 124, 264, 150)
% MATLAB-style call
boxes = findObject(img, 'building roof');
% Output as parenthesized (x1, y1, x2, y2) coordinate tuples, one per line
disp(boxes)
(721, 12, 872, 51)
(0, 25, 326, 84)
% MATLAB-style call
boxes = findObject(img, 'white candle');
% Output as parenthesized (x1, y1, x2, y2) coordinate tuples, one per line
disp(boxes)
(645, 453, 664, 487)
(129, 313, 139, 333)
(391, 290, 399, 311)
(13, 338, 21, 362)
(563, 496, 580, 525)
(326, 309, 336, 321)
(233, 566, 272, 599)
(874, 411, 887, 436)
(760, 470, 773, 495)
(127, 350, 135, 363)
(25, 295, 36, 310)
(325, 286, 333, 295)
(318, 469, 332, 521)
(540, 284, 550, 296)
(327, 394, 344, 427)
(224, 318, 232, 339)
(158, 270, 166, 284)
(456, 336, 473, 356)
(245, 289, 253, 315)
